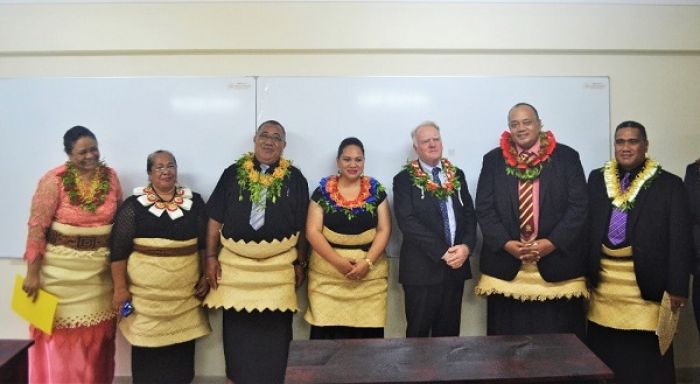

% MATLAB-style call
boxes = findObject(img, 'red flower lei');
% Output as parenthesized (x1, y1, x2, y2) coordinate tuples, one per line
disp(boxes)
(325, 175, 371, 208)
(404, 158, 461, 200)
(500, 131, 557, 181)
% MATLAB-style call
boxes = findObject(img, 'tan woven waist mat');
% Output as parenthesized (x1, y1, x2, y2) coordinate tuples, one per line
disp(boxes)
(132, 239, 199, 257)
(47, 221, 110, 251)
(43, 222, 114, 329)
(475, 263, 588, 301)
(588, 248, 659, 331)
(120, 237, 210, 347)
(203, 233, 299, 312)
(305, 227, 388, 327)
(601, 244, 633, 258)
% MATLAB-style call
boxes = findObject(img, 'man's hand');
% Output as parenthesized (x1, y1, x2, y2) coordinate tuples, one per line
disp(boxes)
(294, 265, 306, 288)
(669, 294, 688, 313)
(442, 244, 470, 269)
(206, 257, 222, 290)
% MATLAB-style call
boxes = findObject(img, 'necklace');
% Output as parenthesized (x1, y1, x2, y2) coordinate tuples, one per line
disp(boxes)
(404, 158, 461, 200)
(236, 152, 291, 205)
(135, 185, 193, 220)
(318, 175, 384, 220)
(500, 131, 557, 181)
(61, 161, 111, 212)
(603, 158, 660, 211)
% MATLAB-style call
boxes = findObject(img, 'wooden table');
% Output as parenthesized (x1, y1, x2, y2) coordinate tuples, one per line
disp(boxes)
(0, 340, 33, 384)
(286, 334, 613, 383)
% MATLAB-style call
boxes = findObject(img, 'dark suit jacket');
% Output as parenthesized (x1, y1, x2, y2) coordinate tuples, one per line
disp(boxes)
(393, 166, 477, 286)
(685, 163, 700, 276)
(587, 166, 692, 301)
(476, 143, 588, 282)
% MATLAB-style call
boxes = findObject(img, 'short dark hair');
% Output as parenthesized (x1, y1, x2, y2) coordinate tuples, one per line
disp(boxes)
(63, 126, 96, 155)
(508, 102, 540, 121)
(146, 150, 177, 173)
(337, 137, 365, 159)
(256, 120, 286, 141)
(615, 120, 647, 141)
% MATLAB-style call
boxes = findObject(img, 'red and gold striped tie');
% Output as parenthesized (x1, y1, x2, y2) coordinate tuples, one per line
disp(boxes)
(518, 152, 536, 242)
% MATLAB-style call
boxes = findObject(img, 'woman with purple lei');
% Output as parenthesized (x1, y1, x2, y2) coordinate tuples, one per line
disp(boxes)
(304, 137, 391, 339)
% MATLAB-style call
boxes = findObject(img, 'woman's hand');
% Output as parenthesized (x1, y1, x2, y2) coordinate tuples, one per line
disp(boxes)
(345, 259, 370, 281)
(332, 258, 355, 276)
(22, 269, 41, 302)
(194, 275, 210, 300)
(112, 287, 131, 315)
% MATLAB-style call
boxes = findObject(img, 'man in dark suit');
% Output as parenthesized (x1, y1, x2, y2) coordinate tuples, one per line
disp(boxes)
(474, 102, 588, 338)
(587, 120, 691, 384)
(684, 160, 700, 338)
(393, 121, 477, 337)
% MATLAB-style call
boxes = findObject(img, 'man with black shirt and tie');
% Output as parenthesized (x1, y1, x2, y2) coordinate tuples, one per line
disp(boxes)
(204, 120, 309, 384)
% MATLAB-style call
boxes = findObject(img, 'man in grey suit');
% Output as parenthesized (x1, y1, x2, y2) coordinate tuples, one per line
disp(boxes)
(474, 102, 588, 338)
(393, 121, 477, 337)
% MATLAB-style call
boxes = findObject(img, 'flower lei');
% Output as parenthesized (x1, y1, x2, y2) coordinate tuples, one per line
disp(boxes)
(603, 158, 661, 211)
(236, 152, 291, 205)
(500, 131, 557, 181)
(135, 185, 193, 220)
(318, 175, 384, 220)
(61, 161, 111, 212)
(405, 158, 461, 200)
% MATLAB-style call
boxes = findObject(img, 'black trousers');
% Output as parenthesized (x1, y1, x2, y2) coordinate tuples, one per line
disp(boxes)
(587, 321, 676, 384)
(222, 309, 293, 384)
(693, 275, 700, 337)
(486, 294, 586, 339)
(131, 340, 195, 384)
(310, 325, 383, 340)
(402, 279, 465, 337)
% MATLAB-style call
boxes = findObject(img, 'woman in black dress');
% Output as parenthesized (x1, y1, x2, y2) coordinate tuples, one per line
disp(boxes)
(110, 150, 210, 384)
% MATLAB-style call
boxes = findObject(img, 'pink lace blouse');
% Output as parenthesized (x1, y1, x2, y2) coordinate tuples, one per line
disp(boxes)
(24, 164, 123, 262)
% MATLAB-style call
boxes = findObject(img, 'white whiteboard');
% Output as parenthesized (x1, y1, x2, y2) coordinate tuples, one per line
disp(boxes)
(0, 76, 609, 258)
(0, 77, 256, 258)
(257, 76, 610, 257)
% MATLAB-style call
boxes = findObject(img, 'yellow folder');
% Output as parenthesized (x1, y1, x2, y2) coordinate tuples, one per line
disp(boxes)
(11, 274, 58, 335)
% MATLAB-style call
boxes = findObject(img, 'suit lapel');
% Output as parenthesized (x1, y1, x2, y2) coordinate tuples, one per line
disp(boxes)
(499, 168, 519, 223)
(627, 182, 651, 233)
(537, 161, 552, 209)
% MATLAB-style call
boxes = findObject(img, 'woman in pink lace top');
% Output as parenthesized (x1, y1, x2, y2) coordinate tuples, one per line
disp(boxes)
(22, 126, 123, 384)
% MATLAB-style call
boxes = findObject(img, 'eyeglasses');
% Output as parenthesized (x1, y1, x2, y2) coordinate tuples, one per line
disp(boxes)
(153, 165, 177, 174)
(257, 132, 285, 144)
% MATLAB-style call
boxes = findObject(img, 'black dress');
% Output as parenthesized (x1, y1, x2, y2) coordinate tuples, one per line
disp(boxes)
(110, 189, 209, 384)
(305, 177, 388, 340)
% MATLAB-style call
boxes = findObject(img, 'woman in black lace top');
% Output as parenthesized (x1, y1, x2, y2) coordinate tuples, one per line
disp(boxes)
(110, 150, 211, 384)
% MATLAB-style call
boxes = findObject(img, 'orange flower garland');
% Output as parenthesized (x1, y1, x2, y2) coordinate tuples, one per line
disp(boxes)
(319, 175, 383, 220)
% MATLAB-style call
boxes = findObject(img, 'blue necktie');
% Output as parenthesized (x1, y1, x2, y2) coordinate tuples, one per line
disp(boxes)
(432, 167, 451, 246)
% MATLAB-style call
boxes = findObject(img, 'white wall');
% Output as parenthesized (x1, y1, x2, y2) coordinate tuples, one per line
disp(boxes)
(1, 1, 699, 377)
